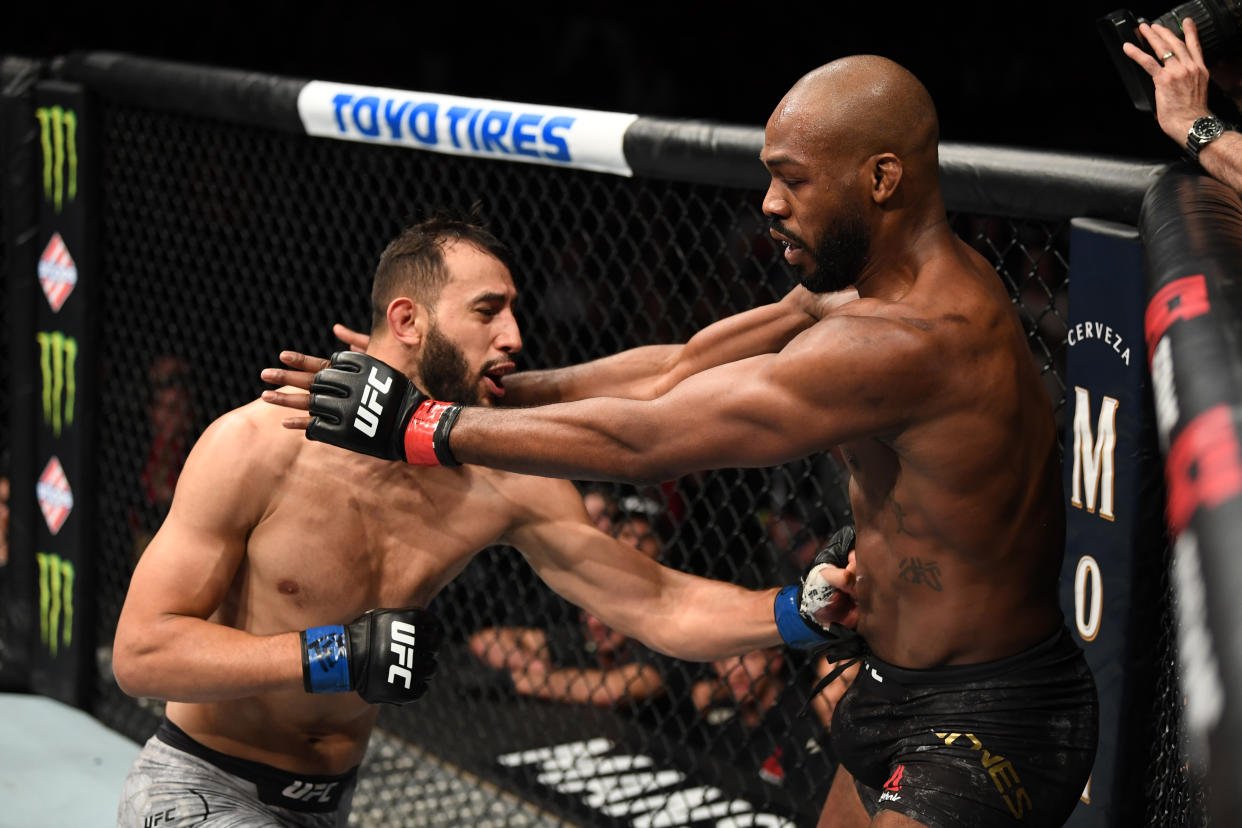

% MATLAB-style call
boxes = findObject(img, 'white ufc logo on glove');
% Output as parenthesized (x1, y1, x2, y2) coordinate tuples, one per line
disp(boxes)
(387, 620, 418, 688)
(353, 367, 392, 437)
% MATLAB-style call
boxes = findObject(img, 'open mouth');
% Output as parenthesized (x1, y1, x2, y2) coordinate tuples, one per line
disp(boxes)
(769, 228, 804, 263)
(482, 362, 515, 399)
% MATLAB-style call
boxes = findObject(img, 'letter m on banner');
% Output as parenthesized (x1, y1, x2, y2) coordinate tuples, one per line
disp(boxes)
(1071, 387, 1119, 522)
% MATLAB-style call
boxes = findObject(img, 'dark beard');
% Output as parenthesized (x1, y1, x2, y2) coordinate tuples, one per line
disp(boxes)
(418, 323, 479, 404)
(774, 209, 870, 294)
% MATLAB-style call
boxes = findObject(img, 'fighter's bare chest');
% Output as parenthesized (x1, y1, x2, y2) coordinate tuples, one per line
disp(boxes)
(232, 473, 510, 623)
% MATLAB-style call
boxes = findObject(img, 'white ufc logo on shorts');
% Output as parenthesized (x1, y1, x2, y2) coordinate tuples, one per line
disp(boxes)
(281, 780, 340, 803)
(388, 620, 418, 688)
(352, 367, 392, 437)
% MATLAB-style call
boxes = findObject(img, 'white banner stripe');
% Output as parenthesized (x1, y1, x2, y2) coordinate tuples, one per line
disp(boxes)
(297, 81, 637, 178)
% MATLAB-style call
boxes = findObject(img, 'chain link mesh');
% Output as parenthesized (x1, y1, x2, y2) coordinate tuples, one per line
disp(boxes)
(0, 95, 1181, 825)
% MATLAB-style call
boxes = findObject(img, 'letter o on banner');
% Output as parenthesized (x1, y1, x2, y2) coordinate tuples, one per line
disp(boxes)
(1075, 555, 1103, 641)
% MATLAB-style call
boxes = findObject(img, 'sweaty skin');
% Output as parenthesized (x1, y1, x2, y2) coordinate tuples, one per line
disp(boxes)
(409, 59, 1065, 671)
(114, 242, 786, 777)
(266, 61, 1063, 672)
(263, 59, 1074, 828)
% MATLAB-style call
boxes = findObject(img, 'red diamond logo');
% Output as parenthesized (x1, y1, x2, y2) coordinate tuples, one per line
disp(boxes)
(38, 232, 78, 313)
(37, 456, 74, 535)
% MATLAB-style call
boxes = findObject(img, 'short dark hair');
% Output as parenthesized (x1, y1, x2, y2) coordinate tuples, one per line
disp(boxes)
(370, 207, 515, 331)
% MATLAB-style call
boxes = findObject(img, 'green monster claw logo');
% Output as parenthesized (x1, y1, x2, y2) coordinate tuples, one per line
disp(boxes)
(37, 552, 75, 657)
(35, 105, 78, 213)
(37, 332, 77, 437)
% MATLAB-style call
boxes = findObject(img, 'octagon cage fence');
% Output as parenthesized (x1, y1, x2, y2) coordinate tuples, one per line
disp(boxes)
(0, 52, 1218, 828)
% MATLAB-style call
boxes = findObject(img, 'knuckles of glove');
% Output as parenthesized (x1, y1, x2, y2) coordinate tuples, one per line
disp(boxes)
(797, 524, 859, 632)
(348, 607, 444, 706)
(799, 564, 858, 629)
(303, 351, 427, 463)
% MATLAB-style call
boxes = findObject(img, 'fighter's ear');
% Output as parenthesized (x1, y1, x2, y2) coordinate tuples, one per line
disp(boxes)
(387, 297, 428, 346)
(870, 153, 902, 204)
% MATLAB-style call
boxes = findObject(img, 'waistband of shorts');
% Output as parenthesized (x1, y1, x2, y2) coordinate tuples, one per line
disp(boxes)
(863, 625, 1079, 686)
(156, 718, 358, 813)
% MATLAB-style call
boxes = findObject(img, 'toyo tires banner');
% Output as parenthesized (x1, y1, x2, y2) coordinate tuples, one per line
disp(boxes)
(297, 81, 638, 176)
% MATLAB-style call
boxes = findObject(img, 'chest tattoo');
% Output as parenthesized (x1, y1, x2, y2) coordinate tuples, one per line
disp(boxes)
(899, 557, 943, 591)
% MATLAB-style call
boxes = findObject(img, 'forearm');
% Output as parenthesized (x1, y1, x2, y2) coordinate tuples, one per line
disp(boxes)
(503, 346, 679, 405)
(1197, 132, 1242, 194)
(452, 397, 684, 483)
(503, 295, 820, 406)
(628, 582, 782, 662)
(114, 616, 303, 702)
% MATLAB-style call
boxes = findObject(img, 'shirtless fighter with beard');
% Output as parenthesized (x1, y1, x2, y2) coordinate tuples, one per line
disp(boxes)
(113, 213, 829, 827)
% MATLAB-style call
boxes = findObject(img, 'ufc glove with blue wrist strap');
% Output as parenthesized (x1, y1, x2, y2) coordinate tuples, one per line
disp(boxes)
(774, 524, 857, 649)
(301, 606, 443, 705)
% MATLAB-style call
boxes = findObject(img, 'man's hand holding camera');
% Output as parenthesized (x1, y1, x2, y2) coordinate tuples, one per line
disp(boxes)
(1123, 19, 1216, 147)
(1123, 16, 1242, 191)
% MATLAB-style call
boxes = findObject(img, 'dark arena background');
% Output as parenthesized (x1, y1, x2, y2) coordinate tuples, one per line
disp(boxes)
(3, 4, 1242, 827)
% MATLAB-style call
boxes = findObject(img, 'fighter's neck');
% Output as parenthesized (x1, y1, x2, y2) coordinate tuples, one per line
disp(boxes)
(854, 215, 954, 302)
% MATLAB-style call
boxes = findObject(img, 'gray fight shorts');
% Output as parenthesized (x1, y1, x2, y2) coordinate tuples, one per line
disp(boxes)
(117, 719, 357, 827)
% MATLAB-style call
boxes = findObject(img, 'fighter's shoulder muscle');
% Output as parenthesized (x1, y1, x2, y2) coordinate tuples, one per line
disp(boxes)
(473, 467, 590, 539)
(168, 398, 296, 528)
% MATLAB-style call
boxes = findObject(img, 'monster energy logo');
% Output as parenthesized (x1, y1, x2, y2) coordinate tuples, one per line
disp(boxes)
(37, 332, 77, 437)
(36, 105, 78, 213)
(37, 552, 75, 658)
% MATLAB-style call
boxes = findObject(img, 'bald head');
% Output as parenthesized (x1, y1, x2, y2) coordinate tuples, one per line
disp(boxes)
(773, 55, 938, 169)
(760, 56, 945, 293)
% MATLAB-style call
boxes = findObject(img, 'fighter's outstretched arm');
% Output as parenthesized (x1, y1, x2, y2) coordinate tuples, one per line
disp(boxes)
(270, 287, 856, 410)
(501, 286, 856, 405)
(446, 314, 934, 483)
(501, 477, 782, 661)
(265, 313, 935, 482)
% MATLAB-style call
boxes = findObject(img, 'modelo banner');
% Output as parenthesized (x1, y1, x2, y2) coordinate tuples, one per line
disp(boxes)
(1060, 218, 1166, 828)
(28, 79, 98, 707)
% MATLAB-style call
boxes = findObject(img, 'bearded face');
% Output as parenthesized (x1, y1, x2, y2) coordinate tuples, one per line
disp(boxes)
(417, 321, 483, 405)
(773, 202, 871, 294)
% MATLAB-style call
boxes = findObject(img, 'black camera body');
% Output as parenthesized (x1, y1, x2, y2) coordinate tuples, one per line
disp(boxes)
(1100, 0, 1242, 110)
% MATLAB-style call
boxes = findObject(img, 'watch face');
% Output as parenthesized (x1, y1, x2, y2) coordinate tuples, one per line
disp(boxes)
(1193, 117, 1225, 141)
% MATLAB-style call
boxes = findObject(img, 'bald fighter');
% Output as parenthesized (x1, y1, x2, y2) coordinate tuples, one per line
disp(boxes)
(114, 213, 829, 828)
(266, 57, 1098, 827)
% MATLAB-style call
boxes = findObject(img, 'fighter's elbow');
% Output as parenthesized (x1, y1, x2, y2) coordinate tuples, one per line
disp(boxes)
(111, 627, 164, 699)
(110, 644, 146, 698)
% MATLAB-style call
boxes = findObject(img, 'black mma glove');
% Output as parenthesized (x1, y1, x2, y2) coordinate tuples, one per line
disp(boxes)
(306, 351, 462, 466)
(774, 524, 857, 648)
(300, 606, 444, 705)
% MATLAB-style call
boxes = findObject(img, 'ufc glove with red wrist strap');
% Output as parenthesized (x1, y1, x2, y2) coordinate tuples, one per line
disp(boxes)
(305, 351, 461, 466)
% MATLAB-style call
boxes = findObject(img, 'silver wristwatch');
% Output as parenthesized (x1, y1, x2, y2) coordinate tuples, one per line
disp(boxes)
(1187, 115, 1227, 162)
